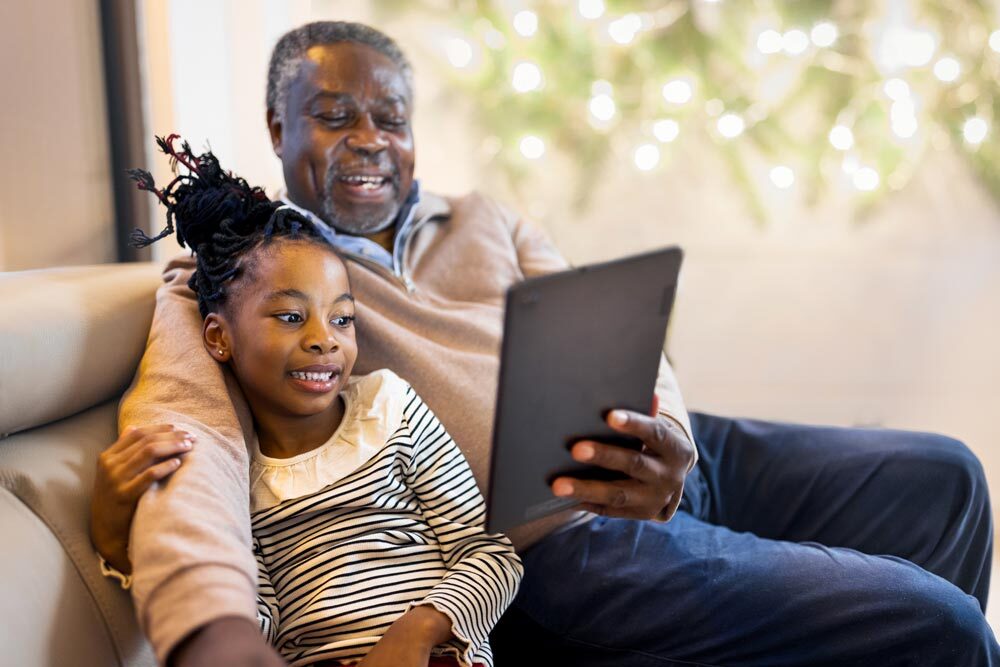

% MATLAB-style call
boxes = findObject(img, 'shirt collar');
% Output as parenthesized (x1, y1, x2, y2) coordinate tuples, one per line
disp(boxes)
(277, 181, 422, 272)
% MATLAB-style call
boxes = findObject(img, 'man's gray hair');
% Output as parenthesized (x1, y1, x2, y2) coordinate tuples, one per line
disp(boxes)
(267, 21, 414, 121)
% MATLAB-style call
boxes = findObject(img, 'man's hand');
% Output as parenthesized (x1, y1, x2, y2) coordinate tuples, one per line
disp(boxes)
(358, 605, 453, 667)
(90, 424, 194, 573)
(550, 395, 695, 522)
(169, 617, 287, 667)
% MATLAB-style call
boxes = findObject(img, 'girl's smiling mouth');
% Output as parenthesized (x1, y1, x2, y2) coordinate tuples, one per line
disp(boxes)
(288, 364, 342, 393)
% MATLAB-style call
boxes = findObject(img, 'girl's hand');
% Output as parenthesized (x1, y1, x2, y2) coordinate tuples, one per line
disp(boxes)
(90, 424, 194, 573)
(357, 606, 453, 667)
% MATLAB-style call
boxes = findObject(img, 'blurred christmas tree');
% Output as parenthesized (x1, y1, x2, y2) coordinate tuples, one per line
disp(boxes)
(376, 0, 1000, 221)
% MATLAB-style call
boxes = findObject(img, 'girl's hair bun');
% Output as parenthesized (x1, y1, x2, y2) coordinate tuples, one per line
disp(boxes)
(127, 134, 332, 318)
(127, 134, 274, 250)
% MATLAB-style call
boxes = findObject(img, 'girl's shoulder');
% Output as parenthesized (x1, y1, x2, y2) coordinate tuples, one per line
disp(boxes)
(346, 368, 413, 416)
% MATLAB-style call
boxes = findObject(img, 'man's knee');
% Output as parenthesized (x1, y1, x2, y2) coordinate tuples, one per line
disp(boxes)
(893, 432, 988, 507)
(907, 580, 998, 663)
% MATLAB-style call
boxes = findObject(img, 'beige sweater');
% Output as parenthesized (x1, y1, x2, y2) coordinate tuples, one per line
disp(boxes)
(119, 191, 694, 663)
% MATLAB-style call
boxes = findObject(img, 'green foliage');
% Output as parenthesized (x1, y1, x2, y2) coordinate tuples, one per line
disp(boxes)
(377, 0, 1000, 221)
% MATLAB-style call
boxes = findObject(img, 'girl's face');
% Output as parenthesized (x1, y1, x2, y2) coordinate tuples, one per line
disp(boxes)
(205, 240, 358, 422)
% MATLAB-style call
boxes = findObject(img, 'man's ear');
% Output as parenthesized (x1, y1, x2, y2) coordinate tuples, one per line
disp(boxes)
(267, 108, 283, 158)
(203, 313, 232, 362)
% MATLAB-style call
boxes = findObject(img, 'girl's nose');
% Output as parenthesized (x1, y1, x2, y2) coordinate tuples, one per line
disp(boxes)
(304, 325, 339, 354)
(307, 338, 338, 354)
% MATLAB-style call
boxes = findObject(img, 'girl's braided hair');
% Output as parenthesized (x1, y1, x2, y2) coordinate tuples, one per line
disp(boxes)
(129, 134, 331, 317)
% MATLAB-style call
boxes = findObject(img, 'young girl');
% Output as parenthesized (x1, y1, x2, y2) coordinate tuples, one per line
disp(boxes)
(113, 136, 522, 667)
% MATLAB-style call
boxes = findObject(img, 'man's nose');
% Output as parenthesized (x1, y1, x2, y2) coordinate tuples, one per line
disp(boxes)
(345, 115, 389, 155)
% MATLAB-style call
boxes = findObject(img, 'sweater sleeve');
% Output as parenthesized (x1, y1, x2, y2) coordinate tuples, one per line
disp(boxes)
(402, 389, 523, 666)
(118, 252, 259, 663)
(505, 208, 571, 278)
(655, 353, 697, 468)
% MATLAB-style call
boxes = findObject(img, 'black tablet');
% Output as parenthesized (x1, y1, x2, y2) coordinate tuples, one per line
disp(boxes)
(485, 246, 683, 534)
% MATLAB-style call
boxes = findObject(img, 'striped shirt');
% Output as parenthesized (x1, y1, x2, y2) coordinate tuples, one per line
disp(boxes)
(250, 370, 522, 667)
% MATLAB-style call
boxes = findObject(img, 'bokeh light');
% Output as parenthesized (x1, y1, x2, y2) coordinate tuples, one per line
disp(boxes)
(578, 0, 604, 20)
(512, 61, 543, 92)
(662, 78, 694, 105)
(513, 11, 538, 38)
(519, 135, 545, 159)
(933, 57, 961, 83)
(829, 125, 854, 151)
(963, 118, 989, 145)
(769, 165, 795, 189)
(633, 144, 660, 171)
(810, 22, 838, 48)
(653, 119, 680, 143)
(717, 113, 745, 138)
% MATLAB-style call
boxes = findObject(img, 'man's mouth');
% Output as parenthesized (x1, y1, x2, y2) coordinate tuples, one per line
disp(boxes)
(337, 174, 391, 191)
(322, 166, 402, 234)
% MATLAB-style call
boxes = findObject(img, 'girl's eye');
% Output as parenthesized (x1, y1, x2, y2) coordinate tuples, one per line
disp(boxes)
(332, 315, 355, 328)
(275, 313, 302, 323)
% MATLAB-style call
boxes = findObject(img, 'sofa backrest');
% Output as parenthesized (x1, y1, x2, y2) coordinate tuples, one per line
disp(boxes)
(0, 262, 164, 667)
(0, 263, 164, 437)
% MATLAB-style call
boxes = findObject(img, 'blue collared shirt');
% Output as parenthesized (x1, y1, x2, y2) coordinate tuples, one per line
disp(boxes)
(278, 181, 422, 277)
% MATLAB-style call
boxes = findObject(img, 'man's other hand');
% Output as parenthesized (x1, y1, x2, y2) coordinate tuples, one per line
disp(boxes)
(169, 617, 287, 667)
(550, 395, 695, 521)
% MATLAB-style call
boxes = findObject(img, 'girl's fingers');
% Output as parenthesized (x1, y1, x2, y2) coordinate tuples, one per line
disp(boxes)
(106, 424, 177, 457)
(120, 432, 193, 479)
(122, 457, 183, 499)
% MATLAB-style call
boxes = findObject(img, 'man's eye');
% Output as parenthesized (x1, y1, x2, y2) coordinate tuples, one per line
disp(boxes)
(317, 113, 348, 125)
(275, 313, 302, 323)
(379, 118, 407, 129)
(332, 315, 355, 328)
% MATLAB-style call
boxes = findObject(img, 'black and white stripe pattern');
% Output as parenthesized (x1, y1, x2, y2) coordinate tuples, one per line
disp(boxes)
(251, 386, 522, 667)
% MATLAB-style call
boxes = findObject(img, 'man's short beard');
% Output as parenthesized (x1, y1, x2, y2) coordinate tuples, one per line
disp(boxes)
(321, 169, 400, 236)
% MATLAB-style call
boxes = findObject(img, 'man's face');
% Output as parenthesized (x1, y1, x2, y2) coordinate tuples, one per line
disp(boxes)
(270, 42, 415, 236)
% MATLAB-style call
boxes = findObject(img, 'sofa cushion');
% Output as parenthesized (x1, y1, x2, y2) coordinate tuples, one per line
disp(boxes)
(0, 399, 155, 666)
(0, 488, 121, 666)
(0, 262, 162, 437)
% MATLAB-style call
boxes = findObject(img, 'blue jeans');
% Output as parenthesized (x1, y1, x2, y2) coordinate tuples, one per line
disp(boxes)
(491, 413, 997, 666)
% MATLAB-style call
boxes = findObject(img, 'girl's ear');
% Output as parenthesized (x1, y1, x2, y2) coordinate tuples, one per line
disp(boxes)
(203, 313, 231, 363)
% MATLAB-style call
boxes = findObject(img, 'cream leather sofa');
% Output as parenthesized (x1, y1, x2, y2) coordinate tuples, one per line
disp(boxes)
(1, 262, 165, 667)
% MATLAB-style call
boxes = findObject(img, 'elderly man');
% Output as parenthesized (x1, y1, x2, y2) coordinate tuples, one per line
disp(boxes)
(93, 21, 998, 667)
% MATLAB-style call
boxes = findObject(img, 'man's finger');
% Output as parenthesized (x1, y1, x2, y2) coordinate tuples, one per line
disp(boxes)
(569, 440, 659, 482)
(606, 410, 683, 458)
(577, 502, 650, 520)
(658, 490, 683, 523)
(551, 476, 638, 509)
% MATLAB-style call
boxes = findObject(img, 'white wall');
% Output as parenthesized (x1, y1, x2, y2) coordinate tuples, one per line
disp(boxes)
(0, 1, 115, 271)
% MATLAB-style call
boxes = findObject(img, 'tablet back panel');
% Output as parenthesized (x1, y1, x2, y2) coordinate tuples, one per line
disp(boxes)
(486, 246, 683, 534)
